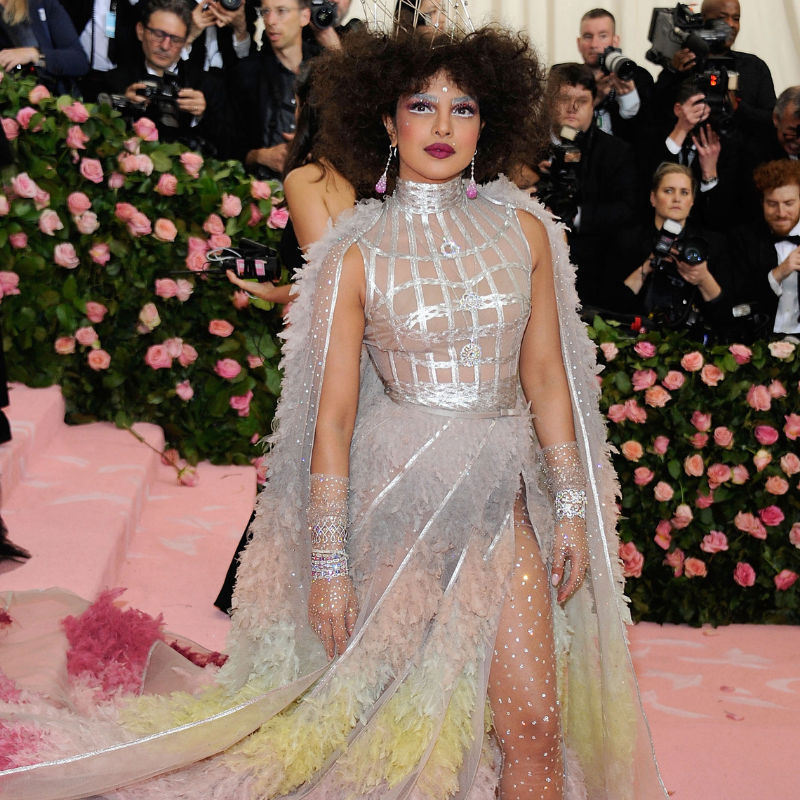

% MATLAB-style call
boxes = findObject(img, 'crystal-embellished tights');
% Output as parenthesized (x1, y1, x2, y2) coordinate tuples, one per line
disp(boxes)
(488, 493, 563, 799)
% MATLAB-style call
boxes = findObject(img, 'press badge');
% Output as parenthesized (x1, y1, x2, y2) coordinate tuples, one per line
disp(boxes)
(106, 10, 117, 38)
(38, 7, 46, 20)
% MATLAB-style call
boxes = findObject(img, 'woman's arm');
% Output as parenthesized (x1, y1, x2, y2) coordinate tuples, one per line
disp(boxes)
(36, 0, 89, 78)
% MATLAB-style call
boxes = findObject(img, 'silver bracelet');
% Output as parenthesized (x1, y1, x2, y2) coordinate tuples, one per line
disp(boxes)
(311, 551, 349, 580)
(554, 488, 587, 521)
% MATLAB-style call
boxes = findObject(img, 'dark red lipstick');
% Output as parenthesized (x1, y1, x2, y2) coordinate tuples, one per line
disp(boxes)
(424, 143, 455, 158)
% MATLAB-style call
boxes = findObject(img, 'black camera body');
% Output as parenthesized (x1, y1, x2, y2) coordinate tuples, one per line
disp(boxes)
(310, 0, 337, 28)
(206, 238, 281, 283)
(536, 126, 584, 224)
(99, 72, 183, 129)
(646, 4, 732, 70)
(219, 0, 241, 9)
(598, 47, 637, 82)
(651, 218, 708, 273)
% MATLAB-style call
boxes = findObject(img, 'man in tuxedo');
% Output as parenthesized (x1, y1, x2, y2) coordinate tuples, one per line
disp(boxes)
(730, 160, 800, 338)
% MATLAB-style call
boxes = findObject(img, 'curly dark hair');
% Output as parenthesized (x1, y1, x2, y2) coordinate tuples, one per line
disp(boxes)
(309, 27, 548, 198)
(753, 159, 800, 195)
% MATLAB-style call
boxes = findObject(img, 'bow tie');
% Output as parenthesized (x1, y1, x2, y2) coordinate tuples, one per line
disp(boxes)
(772, 234, 800, 246)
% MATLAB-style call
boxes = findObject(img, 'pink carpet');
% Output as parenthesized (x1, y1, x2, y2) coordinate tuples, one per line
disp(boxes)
(2, 383, 798, 798)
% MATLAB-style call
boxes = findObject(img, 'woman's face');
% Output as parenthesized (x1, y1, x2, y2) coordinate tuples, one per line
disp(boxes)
(385, 71, 481, 185)
(651, 172, 694, 222)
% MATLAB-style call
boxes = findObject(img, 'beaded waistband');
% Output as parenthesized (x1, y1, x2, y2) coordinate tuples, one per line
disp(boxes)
(386, 392, 524, 419)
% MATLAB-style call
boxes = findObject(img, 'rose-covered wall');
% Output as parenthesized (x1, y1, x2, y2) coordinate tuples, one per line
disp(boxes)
(1, 76, 798, 626)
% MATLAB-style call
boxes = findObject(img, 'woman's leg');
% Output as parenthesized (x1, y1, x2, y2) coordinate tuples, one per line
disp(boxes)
(488, 493, 563, 799)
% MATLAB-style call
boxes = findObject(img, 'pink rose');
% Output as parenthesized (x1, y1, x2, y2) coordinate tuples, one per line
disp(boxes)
(75, 326, 98, 346)
(54, 243, 79, 268)
(774, 570, 799, 591)
(155, 278, 179, 298)
(671, 503, 693, 529)
(735, 511, 767, 540)
(85, 302, 107, 323)
(759, 505, 785, 526)
(747, 384, 771, 411)
(691, 411, 712, 432)
(662, 370, 685, 391)
(732, 464, 749, 484)
(654, 520, 672, 550)
(163, 337, 184, 359)
(229, 390, 253, 417)
(653, 435, 670, 455)
(115, 202, 136, 222)
(754, 425, 779, 445)
(176, 279, 193, 302)
(118, 150, 137, 170)
(75, 211, 99, 235)
(700, 364, 724, 387)
(28, 84, 51, 104)
(155, 173, 177, 196)
(623, 398, 647, 424)
(133, 117, 159, 141)
(54, 336, 76, 355)
(653, 481, 674, 502)
(178, 343, 198, 367)
(67, 191, 91, 215)
(701, 531, 729, 554)
(208, 319, 234, 337)
(33, 187, 50, 210)
(79, 158, 104, 184)
(153, 218, 177, 242)
(220, 193, 243, 218)
(247, 355, 264, 369)
(144, 344, 172, 370)
(684, 454, 704, 477)
(89, 243, 111, 265)
(706, 463, 731, 488)
(681, 351, 704, 371)
(62, 101, 89, 123)
(247, 203, 264, 227)
(208, 233, 232, 249)
(0, 271, 20, 296)
(232, 290, 250, 309)
(267, 206, 289, 229)
(713, 426, 734, 448)
(620, 440, 644, 461)
(607, 404, 626, 423)
(135, 154, 154, 175)
(599, 341, 618, 361)
(138, 302, 161, 331)
(695, 489, 714, 509)
(619, 541, 644, 578)
(728, 343, 752, 364)
(175, 380, 194, 401)
(1, 117, 19, 141)
(108, 172, 125, 189)
(177, 464, 199, 487)
(185, 251, 207, 272)
(251, 455, 268, 485)
(203, 213, 225, 236)
(9, 232, 27, 249)
(768, 340, 795, 359)
(187, 236, 208, 254)
(214, 358, 241, 379)
(11, 171, 38, 198)
(66, 125, 89, 150)
(753, 449, 772, 472)
(784, 413, 800, 440)
(664, 548, 685, 577)
(690, 433, 708, 449)
(127, 211, 152, 237)
(765, 476, 789, 495)
(644, 386, 671, 408)
(179, 152, 204, 178)
(790, 523, 800, 548)
(634, 340, 656, 359)
(250, 179, 272, 200)
(16, 106, 39, 130)
(634, 466, 655, 486)
(780, 453, 800, 476)
(769, 380, 787, 398)
(734, 563, 756, 588)
(632, 368, 657, 391)
(87, 349, 111, 370)
(684, 558, 707, 579)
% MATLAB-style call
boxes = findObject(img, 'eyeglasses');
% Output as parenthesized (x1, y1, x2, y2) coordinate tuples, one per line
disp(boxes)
(144, 26, 187, 47)
(260, 5, 299, 18)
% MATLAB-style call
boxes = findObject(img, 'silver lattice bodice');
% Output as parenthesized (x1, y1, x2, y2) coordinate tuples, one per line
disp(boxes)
(360, 177, 532, 415)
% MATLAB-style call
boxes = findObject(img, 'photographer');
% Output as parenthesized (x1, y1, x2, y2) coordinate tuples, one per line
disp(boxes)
(536, 63, 637, 308)
(614, 163, 731, 339)
(303, 0, 360, 50)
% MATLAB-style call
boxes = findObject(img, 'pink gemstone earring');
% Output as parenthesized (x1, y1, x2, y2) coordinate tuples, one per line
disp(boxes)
(375, 144, 396, 195)
(466, 153, 478, 199)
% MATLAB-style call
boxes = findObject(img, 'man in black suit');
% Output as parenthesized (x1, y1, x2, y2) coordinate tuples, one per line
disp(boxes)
(536, 63, 637, 310)
(730, 160, 800, 338)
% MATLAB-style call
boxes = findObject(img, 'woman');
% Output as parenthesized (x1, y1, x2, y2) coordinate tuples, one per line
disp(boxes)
(0, 28, 667, 800)
(0, 0, 88, 95)
(615, 162, 731, 335)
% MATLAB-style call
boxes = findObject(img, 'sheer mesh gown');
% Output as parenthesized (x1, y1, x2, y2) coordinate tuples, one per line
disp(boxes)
(0, 178, 667, 800)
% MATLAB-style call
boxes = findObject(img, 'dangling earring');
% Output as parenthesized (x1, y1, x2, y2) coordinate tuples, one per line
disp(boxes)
(466, 152, 478, 199)
(375, 144, 396, 195)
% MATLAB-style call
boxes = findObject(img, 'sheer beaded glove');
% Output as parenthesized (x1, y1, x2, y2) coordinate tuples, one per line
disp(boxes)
(307, 474, 359, 659)
(540, 442, 589, 603)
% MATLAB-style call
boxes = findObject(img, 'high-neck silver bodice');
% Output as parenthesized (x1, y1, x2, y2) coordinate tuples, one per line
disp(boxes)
(359, 177, 532, 416)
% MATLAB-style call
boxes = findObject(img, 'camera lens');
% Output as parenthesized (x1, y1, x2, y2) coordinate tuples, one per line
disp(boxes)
(219, 0, 242, 10)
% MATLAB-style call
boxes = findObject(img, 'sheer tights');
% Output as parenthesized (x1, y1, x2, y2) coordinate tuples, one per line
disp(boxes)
(488, 494, 563, 799)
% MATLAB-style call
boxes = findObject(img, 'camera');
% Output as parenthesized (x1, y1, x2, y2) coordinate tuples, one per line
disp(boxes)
(651, 218, 708, 272)
(203, 238, 281, 283)
(646, 4, 732, 70)
(219, 0, 242, 9)
(99, 72, 183, 129)
(535, 125, 584, 224)
(310, 0, 337, 28)
(598, 47, 636, 82)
